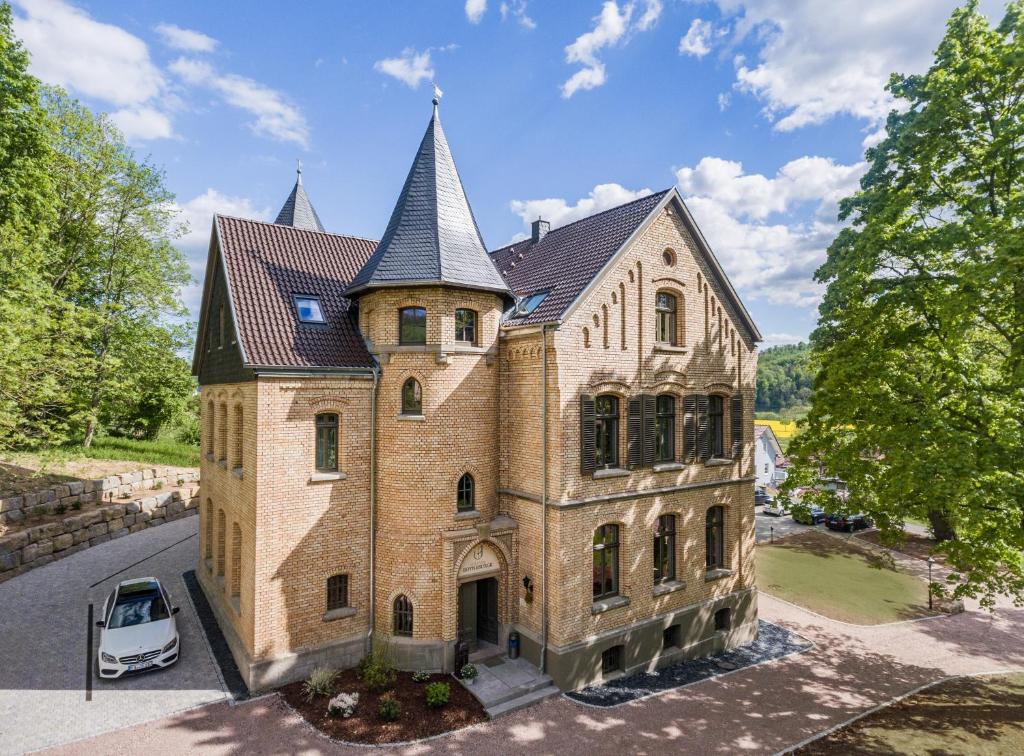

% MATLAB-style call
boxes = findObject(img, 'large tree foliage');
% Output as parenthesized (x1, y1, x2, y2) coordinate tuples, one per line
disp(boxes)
(786, 1, 1024, 606)
(0, 3, 195, 452)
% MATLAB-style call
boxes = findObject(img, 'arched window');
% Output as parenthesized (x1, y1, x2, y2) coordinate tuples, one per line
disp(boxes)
(204, 499, 213, 560)
(230, 523, 241, 598)
(315, 413, 339, 471)
(401, 378, 422, 415)
(393, 595, 413, 636)
(583, 326, 590, 348)
(593, 524, 620, 600)
(399, 307, 426, 345)
(655, 395, 675, 462)
(206, 401, 215, 456)
(457, 473, 475, 512)
(656, 292, 678, 345)
(216, 510, 226, 577)
(232, 404, 243, 469)
(654, 514, 676, 584)
(455, 308, 477, 343)
(217, 403, 228, 462)
(326, 574, 349, 611)
(595, 395, 619, 469)
(706, 506, 725, 570)
(708, 395, 725, 458)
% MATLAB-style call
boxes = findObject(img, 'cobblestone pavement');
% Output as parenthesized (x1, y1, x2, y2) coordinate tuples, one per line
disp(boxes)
(39, 590, 1024, 756)
(0, 516, 227, 754)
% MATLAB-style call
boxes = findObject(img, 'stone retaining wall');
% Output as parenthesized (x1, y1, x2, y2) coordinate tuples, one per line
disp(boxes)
(0, 487, 200, 583)
(0, 467, 200, 529)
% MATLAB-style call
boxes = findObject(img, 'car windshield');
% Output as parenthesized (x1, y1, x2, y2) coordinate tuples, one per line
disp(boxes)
(108, 588, 169, 629)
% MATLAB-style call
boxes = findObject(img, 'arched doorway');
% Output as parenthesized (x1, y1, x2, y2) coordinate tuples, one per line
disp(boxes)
(456, 541, 502, 651)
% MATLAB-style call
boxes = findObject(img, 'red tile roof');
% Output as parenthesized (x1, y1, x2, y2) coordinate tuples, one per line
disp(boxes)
(216, 215, 377, 369)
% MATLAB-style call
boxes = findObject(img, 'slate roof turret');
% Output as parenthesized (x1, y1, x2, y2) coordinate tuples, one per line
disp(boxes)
(275, 165, 326, 232)
(346, 100, 509, 296)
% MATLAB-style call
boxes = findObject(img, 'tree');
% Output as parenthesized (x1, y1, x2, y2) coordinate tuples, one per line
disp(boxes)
(785, 1, 1024, 607)
(755, 343, 813, 414)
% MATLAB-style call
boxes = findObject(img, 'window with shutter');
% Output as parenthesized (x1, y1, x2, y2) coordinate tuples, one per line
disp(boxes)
(580, 395, 596, 475)
(642, 394, 657, 466)
(696, 394, 710, 461)
(627, 397, 643, 468)
(731, 395, 744, 458)
(683, 395, 697, 463)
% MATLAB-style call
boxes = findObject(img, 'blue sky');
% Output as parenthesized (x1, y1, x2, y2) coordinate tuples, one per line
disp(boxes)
(11, 0, 1000, 346)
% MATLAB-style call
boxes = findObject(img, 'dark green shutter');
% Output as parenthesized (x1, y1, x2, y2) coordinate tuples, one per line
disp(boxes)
(696, 394, 710, 461)
(627, 396, 643, 468)
(642, 394, 657, 467)
(683, 395, 697, 463)
(580, 395, 597, 475)
(731, 395, 744, 458)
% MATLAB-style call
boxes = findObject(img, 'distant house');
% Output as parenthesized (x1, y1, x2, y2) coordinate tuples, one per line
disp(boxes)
(754, 424, 787, 488)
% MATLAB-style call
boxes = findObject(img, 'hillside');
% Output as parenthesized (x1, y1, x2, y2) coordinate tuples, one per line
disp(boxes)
(756, 343, 813, 416)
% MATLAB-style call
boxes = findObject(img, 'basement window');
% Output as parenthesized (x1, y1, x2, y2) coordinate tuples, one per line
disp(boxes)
(294, 295, 326, 324)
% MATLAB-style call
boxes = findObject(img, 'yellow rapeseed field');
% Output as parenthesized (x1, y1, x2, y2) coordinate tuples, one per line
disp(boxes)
(756, 419, 800, 440)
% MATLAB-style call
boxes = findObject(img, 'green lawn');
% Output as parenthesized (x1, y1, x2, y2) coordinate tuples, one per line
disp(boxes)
(63, 436, 200, 468)
(801, 673, 1024, 755)
(757, 531, 936, 624)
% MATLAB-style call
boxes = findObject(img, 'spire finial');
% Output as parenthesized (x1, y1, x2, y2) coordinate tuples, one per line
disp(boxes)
(432, 82, 443, 107)
(296, 158, 303, 184)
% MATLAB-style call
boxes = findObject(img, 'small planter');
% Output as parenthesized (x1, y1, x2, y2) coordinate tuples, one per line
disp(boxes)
(459, 663, 478, 685)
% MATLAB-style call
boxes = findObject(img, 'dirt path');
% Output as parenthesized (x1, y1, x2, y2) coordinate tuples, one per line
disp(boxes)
(41, 591, 1024, 755)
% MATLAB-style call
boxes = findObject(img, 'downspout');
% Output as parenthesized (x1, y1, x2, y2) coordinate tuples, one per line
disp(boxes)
(367, 363, 380, 654)
(540, 325, 550, 673)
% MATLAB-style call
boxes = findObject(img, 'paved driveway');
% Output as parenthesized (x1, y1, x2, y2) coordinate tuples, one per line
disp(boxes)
(755, 508, 818, 543)
(0, 516, 228, 754)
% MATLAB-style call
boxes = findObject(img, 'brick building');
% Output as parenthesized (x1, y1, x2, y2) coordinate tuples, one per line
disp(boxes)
(192, 98, 762, 693)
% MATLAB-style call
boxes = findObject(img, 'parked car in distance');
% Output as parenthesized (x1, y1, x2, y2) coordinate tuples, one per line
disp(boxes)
(96, 577, 180, 679)
(793, 506, 827, 525)
(825, 513, 873, 532)
(762, 499, 788, 517)
(754, 489, 769, 506)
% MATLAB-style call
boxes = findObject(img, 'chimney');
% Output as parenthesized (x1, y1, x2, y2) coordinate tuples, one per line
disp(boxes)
(531, 218, 550, 243)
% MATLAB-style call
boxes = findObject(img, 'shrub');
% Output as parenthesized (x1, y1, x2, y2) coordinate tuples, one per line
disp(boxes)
(358, 638, 397, 692)
(424, 682, 450, 709)
(459, 663, 478, 681)
(302, 666, 338, 701)
(327, 691, 359, 718)
(378, 693, 401, 721)
(176, 477, 185, 487)
(152, 480, 164, 490)
(31, 505, 47, 519)
(71, 501, 82, 511)
(411, 670, 430, 683)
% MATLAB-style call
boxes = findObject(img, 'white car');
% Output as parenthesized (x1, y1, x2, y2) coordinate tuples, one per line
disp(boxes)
(96, 577, 180, 678)
(762, 499, 789, 517)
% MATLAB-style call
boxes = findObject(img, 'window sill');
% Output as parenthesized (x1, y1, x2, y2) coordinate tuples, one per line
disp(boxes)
(310, 471, 347, 483)
(591, 595, 630, 615)
(232, 467, 244, 480)
(653, 580, 687, 597)
(396, 414, 426, 422)
(653, 462, 685, 472)
(704, 568, 734, 582)
(454, 509, 482, 521)
(593, 467, 630, 480)
(705, 458, 734, 467)
(323, 607, 357, 622)
(653, 344, 688, 354)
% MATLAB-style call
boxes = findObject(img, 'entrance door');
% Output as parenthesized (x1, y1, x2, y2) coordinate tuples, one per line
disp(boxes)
(458, 581, 478, 649)
(476, 577, 499, 645)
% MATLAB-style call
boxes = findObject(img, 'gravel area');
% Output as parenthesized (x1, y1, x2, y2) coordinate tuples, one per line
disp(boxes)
(565, 620, 812, 707)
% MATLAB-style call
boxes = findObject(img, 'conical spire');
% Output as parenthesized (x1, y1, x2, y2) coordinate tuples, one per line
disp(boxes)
(275, 161, 326, 232)
(346, 99, 508, 295)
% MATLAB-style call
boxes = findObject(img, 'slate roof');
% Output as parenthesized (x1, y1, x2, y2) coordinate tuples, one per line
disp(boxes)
(274, 170, 326, 232)
(490, 190, 670, 326)
(346, 103, 509, 295)
(215, 215, 377, 369)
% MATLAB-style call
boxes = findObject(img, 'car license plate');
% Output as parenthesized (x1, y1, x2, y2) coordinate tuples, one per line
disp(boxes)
(128, 661, 153, 671)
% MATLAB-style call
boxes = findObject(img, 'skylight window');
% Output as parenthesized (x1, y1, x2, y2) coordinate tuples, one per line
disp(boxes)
(515, 291, 549, 317)
(294, 295, 325, 324)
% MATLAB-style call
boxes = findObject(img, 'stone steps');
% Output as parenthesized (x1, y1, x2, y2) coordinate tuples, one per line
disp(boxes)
(485, 683, 561, 718)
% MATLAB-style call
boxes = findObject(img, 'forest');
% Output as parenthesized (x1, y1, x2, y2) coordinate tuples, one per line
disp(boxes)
(0, 5, 197, 457)
(754, 343, 812, 417)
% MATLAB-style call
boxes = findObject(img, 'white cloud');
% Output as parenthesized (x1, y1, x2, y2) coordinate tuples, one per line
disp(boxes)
(374, 48, 434, 89)
(509, 183, 653, 231)
(465, 0, 487, 24)
(500, 0, 536, 29)
(762, 332, 807, 348)
(717, 92, 730, 111)
(679, 18, 714, 57)
(12, 0, 164, 107)
(109, 106, 174, 141)
(169, 58, 310, 147)
(711, 0, 1003, 132)
(154, 22, 218, 53)
(561, 1, 662, 98)
(676, 155, 865, 306)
